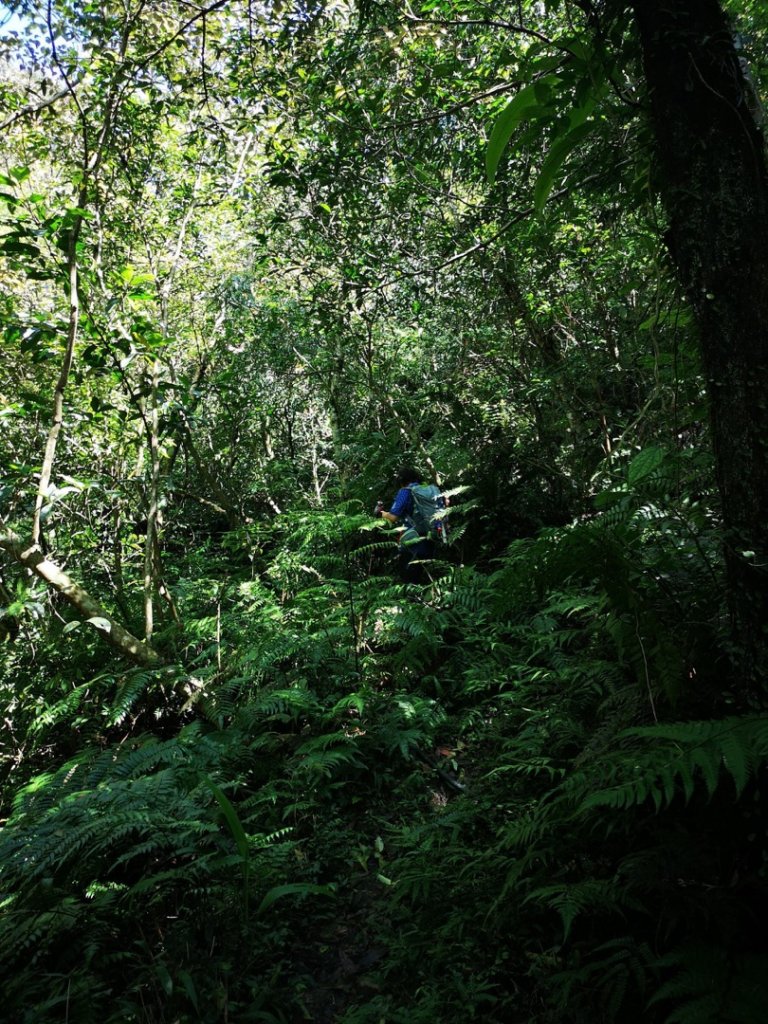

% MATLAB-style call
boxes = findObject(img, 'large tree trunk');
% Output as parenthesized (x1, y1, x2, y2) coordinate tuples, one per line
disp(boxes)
(630, 0, 768, 688)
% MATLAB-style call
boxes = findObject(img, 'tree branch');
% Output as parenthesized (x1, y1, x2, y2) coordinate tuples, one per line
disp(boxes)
(0, 84, 76, 131)
(0, 534, 163, 667)
(131, 0, 230, 70)
(402, 10, 576, 55)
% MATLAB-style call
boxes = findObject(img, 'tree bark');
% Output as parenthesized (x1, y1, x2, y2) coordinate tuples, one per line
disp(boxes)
(143, 359, 161, 641)
(32, 233, 80, 545)
(630, 0, 768, 688)
(0, 535, 163, 667)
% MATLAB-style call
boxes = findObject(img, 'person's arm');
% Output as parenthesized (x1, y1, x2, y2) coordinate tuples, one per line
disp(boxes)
(377, 486, 412, 525)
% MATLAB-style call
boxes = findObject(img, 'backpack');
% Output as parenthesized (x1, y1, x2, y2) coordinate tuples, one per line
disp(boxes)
(407, 484, 450, 543)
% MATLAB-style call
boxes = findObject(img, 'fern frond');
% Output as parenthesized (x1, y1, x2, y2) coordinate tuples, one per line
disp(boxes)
(580, 716, 768, 814)
(523, 878, 640, 940)
(107, 670, 153, 726)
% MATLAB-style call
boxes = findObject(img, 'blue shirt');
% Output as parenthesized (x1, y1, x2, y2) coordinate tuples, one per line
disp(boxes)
(390, 483, 418, 521)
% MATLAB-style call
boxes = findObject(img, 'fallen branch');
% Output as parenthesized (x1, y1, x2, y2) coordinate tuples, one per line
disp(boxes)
(0, 534, 163, 667)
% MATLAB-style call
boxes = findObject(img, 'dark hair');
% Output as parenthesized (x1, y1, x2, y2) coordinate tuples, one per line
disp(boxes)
(396, 465, 421, 487)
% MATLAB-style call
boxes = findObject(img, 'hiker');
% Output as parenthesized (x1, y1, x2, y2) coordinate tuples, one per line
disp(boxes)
(375, 466, 443, 584)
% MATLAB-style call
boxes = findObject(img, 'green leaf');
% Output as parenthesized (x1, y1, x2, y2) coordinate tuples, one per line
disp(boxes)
(533, 121, 592, 213)
(627, 446, 665, 486)
(204, 779, 249, 861)
(178, 970, 199, 1011)
(638, 307, 694, 331)
(486, 78, 557, 184)
(593, 488, 626, 509)
(556, 37, 592, 63)
(203, 777, 251, 915)
(87, 616, 112, 633)
(720, 731, 750, 797)
(690, 747, 720, 798)
(567, 93, 598, 132)
(257, 882, 334, 915)
(154, 961, 173, 996)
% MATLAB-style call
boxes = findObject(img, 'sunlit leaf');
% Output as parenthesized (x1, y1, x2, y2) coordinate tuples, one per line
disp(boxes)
(87, 616, 112, 633)
(533, 121, 592, 213)
(486, 78, 558, 184)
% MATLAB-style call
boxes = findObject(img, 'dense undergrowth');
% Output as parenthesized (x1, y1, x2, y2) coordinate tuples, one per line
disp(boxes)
(2, 0, 768, 1019)
(2, 445, 767, 1024)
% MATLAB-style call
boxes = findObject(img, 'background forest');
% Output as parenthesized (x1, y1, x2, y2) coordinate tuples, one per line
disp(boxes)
(2, 0, 768, 1021)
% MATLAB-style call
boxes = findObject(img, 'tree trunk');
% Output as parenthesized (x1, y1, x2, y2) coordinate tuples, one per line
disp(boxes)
(143, 359, 161, 641)
(630, 0, 768, 689)
(0, 535, 163, 667)
(32, 230, 80, 546)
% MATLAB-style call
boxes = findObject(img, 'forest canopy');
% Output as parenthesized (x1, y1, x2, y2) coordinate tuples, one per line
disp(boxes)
(1, 0, 768, 1021)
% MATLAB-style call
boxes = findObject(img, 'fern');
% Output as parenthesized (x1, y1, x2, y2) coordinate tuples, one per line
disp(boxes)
(548, 937, 656, 1021)
(580, 716, 768, 813)
(107, 669, 154, 726)
(293, 732, 364, 779)
(650, 946, 768, 1024)
(523, 878, 645, 940)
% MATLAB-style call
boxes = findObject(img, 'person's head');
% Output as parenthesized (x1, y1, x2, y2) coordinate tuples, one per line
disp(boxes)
(396, 465, 421, 487)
